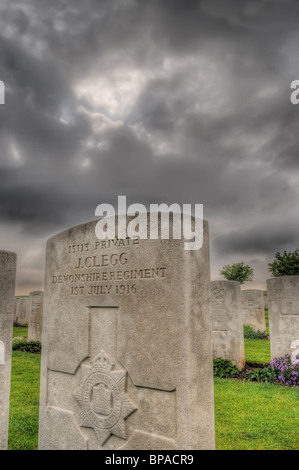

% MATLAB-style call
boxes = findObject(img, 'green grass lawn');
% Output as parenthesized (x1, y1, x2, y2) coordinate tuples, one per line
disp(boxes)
(245, 338, 271, 363)
(214, 377, 299, 450)
(8, 351, 40, 450)
(244, 308, 271, 363)
(13, 326, 28, 339)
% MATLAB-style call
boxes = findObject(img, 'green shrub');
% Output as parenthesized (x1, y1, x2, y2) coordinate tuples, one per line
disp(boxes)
(220, 262, 253, 284)
(12, 338, 41, 354)
(12, 336, 26, 344)
(213, 358, 239, 378)
(247, 367, 278, 383)
(268, 250, 299, 277)
(244, 324, 267, 339)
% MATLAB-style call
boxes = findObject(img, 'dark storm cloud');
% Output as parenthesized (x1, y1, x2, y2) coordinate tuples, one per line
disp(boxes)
(214, 218, 299, 256)
(0, 0, 299, 291)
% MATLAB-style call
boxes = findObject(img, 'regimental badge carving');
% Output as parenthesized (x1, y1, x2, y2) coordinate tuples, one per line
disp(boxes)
(211, 285, 225, 306)
(73, 352, 137, 446)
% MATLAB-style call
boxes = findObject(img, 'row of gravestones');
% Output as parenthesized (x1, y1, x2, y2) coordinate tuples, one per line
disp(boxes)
(211, 282, 297, 371)
(1, 217, 299, 450)
(13, 286, 272, 374)
(14, 293, 43, 342)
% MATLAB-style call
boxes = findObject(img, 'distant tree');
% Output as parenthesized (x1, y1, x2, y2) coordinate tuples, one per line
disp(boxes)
(220, 262, 253, 284)
(268, 250, 299, 277)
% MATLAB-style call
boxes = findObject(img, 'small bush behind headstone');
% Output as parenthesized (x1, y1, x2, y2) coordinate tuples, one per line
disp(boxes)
(220, 262, 253, 284)
(247, 367, 278, 383)
(12, 337, 41, 353)
(243, 324, 267, 339)
(213, 358, 239, 378)
(268, 249, 299, 277)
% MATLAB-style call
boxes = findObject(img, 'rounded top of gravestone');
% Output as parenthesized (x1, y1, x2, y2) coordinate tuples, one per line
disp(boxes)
(267, 275, 299, 286)
(267, 275, 299, 280)
(46, 215, 208, 251)
(211, 279, 240, 286)
(240, 288, 263, 293)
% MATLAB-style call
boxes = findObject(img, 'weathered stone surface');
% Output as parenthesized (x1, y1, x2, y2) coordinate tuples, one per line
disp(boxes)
(14, 296, 29, 325)
(39, 216, 215, 450)
(267, 276, 299, 359)
(240, 289, 266, 333)
(211, 280, 245, 370)
(28, 291, 43, 342)
(0, 250, 16, 450)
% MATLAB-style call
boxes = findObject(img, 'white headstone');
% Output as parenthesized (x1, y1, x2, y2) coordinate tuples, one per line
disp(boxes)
(211, 280, 245, 370)
(14, 296, 29, 326)
(0, 250, 17, 450)
(39, 216, 215, 450)
(267, 276, 299, 359)
(241, 289, 266, 333)
(28, 291, 43, 342)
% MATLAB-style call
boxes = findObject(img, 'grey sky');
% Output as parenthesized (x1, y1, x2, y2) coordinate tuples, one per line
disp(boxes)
(0, 0, 298, 294)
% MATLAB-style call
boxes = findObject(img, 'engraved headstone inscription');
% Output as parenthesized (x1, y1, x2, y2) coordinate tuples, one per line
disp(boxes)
(0, 250, 17, 450)
(39, 216, 215, 450)
(28, 291, 43, 342)
(267, 276, 299, 359)
(240, 289, 266, 333)
(211, 280, 245, 370)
